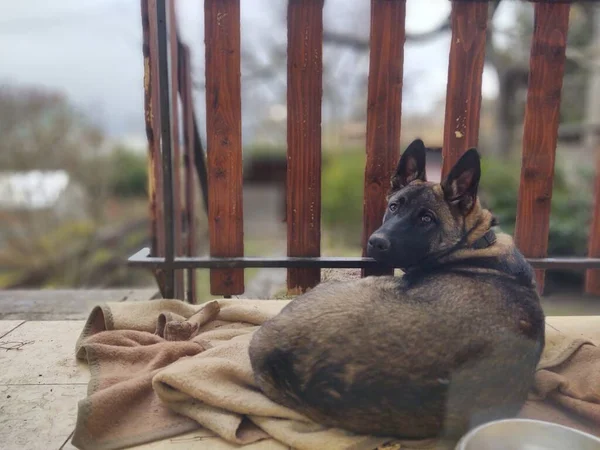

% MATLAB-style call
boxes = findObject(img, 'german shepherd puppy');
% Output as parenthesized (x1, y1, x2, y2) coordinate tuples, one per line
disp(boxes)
(249, 139, 545, 439)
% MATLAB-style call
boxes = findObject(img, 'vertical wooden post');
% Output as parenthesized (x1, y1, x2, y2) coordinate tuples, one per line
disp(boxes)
(514, 2, 570, 295)
(204, 0, 245, 296)
(192, 112, 209, 216)
(180, 43, 197, 303)
(168, 0, 184, 298)
(141, 0, 162, 258)
(362, 0, 406, 278)
(141, 0, 167, 297)
(286, 0, 324, 293)
(584, 6, 600, 297)
(585, 149, 600, 295)
(441, 1, 488, 179)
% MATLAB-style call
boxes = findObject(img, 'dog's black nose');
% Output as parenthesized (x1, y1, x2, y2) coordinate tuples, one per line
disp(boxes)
(368, 235, 391, 253)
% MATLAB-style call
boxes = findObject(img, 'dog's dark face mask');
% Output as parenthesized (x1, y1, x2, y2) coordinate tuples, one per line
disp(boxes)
(367, 139, 482, 270)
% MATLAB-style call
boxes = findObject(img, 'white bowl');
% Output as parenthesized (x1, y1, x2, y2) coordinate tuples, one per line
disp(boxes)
(455, 418, 600, 450)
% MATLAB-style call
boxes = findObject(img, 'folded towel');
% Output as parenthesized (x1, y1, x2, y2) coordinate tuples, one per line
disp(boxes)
(72, 300, 212, 450)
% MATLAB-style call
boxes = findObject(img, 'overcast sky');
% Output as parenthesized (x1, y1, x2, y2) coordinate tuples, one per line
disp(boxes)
(0, 0, 517, 142)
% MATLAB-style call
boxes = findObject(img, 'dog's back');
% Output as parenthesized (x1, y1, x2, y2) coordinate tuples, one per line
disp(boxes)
(249, 141, 545, 439)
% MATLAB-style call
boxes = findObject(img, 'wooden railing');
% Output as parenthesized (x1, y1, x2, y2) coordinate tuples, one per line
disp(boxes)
(130, 0, 600, 301)
(139, 0, 208, 302)
(514, 2, 571, 291)
(361, 0, 405, 279)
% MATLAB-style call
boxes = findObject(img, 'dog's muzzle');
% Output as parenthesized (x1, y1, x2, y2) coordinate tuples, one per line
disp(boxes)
(367, 233, 391, 259)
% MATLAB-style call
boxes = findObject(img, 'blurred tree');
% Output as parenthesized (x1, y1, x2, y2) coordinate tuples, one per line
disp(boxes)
(0, 84, 152, 289)
(318, 2, 599, 157)
(108, 146, 148, 198)
(0, 84, 109, 219)
(494, 2, 596, 154)
(0, 85, 104, 165)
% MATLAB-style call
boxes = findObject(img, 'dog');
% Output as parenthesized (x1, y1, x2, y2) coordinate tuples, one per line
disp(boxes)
(249, 139, 545, 439)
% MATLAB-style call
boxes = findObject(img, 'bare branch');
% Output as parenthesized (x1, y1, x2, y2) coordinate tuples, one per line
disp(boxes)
(323, 16, 451, 51)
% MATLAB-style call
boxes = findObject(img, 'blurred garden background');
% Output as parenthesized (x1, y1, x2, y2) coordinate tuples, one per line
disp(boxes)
(0, 0, 599, 304)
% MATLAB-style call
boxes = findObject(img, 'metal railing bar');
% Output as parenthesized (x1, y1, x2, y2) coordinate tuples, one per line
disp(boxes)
(128, 248, 600, 270)
(156, 0, 175, 298)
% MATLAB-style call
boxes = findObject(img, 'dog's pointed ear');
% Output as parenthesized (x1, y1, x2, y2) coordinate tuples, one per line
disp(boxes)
(441, 148, 481, 214)
(390, 139, 427, 193)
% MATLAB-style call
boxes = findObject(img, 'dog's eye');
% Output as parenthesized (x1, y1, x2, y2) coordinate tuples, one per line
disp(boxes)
(419, 211, 434, 224)
(389, 197, 405, 213)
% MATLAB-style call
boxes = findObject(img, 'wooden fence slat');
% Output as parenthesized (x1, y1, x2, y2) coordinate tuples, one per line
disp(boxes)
(204, 0, 244, 296)
(441, 1, 488, 178)
(514, 2, 570, 295)
(142, 0, 167, 297)
(168, 0, 184, 298)
(287, 0, 324, 293)
(585, 149, 600, 295)
(180, 44, 197, 303)
(141, 0, 163, 262)
(192, 111, 210, 216)
(361, 0, 406, 278)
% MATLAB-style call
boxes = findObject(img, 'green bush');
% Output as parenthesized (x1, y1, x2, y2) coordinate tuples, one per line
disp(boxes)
(321, 151, 366, 246)
(480, 157, 593, 258)
(108, 148, 148, 198)
(245, 145, 286, 157)
(480, 156, 594, 288)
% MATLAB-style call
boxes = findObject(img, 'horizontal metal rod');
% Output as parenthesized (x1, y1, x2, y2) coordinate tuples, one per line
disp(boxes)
(129, 248, 384, 269)
(129, 248, 600, 270)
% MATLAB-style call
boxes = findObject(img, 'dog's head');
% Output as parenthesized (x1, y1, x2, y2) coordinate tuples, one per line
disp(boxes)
(367, 139, 492, 269)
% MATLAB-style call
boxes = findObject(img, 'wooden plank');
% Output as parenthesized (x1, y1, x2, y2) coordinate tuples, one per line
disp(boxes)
(441, 1, 488, 178)
(287, 0, 324, 293)
(141, 0, 168, 298)
(361, 0, 406, 278)
(192, 111, 209, 216)
(585, 149, 600, 296)
(204, 0, 244, 296)
(514, 2, 570, 295)
(180, 43, 197, 303)
(141, 0, 162, 259)
(168, 0, 184, 299)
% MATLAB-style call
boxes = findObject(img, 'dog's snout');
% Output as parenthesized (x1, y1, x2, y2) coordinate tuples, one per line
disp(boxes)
(368, 235, 391, 253)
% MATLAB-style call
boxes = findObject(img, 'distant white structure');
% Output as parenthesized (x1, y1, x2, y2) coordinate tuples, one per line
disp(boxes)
(0, 170, 88, 218)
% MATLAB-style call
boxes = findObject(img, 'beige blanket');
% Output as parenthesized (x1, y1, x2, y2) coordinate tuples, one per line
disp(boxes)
(71, 293, 600, 450)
